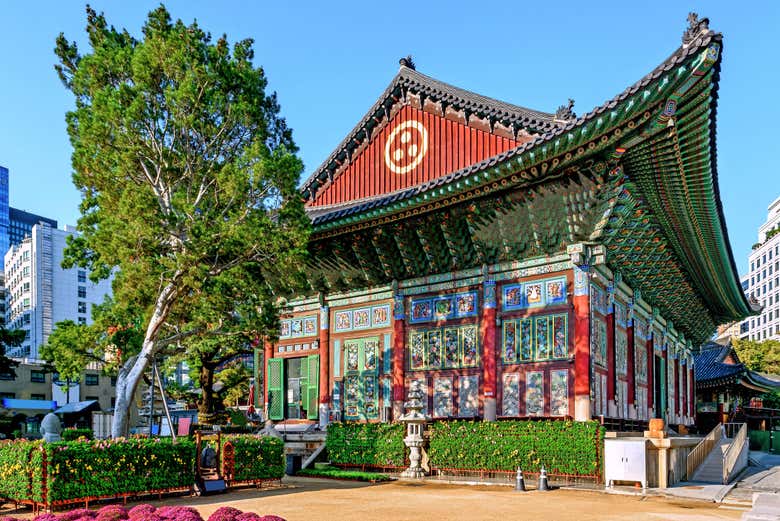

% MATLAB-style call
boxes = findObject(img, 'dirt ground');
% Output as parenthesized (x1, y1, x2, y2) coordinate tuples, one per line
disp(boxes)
(1, 477, 746, 521)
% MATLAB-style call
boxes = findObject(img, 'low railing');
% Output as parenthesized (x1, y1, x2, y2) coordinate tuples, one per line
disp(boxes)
(686, 423, 723, 480)
(724, 422, 744, 439)
(722, 422, 748, 484)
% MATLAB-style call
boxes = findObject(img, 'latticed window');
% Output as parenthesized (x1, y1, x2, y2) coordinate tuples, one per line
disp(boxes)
(408, 324, 478, 370)
(502, 313, 568, 364)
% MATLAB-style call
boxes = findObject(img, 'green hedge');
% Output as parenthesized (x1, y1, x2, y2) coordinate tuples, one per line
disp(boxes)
(62, 428, 94, 441)
(0, 440, 43, 502)
(326, 423, 406, 467)
(428, 420, 604, 476)
(224, 434, 285, 480)
(46, 438, 196, 502)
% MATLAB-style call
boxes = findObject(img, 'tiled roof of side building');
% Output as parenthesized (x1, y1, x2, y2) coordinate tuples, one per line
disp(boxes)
(694, 342, 744, 383)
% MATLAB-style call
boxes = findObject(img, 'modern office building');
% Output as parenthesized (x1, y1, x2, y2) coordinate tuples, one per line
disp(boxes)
(4, 222, 112, 360)
(0, 165, 58, 270)
(741, 196, 780, 341)
(9, 207, 57, 247)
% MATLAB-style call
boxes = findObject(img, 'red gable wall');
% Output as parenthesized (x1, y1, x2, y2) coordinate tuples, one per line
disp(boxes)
(309, 105, 525, 207)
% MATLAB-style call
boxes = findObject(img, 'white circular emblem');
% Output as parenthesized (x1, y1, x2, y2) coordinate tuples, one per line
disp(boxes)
(384, 120, 428, 174)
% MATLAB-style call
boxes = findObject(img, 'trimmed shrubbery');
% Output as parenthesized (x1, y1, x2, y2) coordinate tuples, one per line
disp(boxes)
(226, 435, 285, 481)
(428, 420, 604, 476)
(47, 438, 195, 502)
(326, 422, 406, 468)
(324, 420, 604, 478)
(297, 467, 391, 482)
(0, 434, 285, 507)
(62, 429, 95, 442)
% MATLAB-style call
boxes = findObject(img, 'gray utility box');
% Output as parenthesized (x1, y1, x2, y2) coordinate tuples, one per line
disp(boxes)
(605, 438, 647, 489)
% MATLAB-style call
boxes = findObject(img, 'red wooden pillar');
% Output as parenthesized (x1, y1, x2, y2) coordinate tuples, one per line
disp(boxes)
(606, 295, 616, 416)
(626, 319, 635, 412)
(689, 361, 695, 418)
(662, 344, 669, 420)
(392, 294, 406, 420)
(263, 339, 273, 412)
(681, 359, 687, 423)
(647, 332, 654, 414)
(573, 264, 591, 421)
(674, 356, 680, 422)
(481, 280, 497, 421)
(318, 305, 330, 425)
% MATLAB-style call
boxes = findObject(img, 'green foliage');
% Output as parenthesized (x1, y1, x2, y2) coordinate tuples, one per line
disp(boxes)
(0, 440, 42, 501)
(428, 420, 604, 476)
(225, 434, 284, 480)
(46, 438, 195, 502)
(0, 317, 26, 379)
(732, 338, 780, 374)
(54, 5, 310, 435)
(297, 467, 391, 482)
(759, 390, 780, 409)
(326, 423, 406, 467)
(227, 409, 249, 426)
(61, 428, 94, 441)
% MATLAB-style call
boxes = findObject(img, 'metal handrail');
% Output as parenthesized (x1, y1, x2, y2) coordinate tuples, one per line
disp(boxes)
(722, 422, 747, 484)
(686, 423, 723, 480)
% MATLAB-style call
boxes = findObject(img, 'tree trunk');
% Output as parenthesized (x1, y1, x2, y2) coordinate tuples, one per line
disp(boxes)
(198, 363, 215, 415)
(111, 279, 179, 438)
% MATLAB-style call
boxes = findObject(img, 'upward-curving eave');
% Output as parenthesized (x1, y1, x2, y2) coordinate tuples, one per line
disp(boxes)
(304, 20, 754, 344)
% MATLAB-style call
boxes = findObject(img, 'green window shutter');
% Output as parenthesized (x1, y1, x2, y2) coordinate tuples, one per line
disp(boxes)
(307, 354, 320, 420)
(267, 358, 284, 421)
(300, 357, 310, 413)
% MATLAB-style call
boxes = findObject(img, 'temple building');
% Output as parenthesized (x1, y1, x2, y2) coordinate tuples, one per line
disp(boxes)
(258, 14, 756, 430)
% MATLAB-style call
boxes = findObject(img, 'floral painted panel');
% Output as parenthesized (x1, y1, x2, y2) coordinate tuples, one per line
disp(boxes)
(427, 330, 443, 369)
(364, 375, 377, 418)
(546, 278, 567, 305)
(345, 341, 360, 372)
(433, 297, 454, 319)
(520, 319, 533, 361)
(635, 336, 647, 384)
(461, 326, 478, 367)
(411, 300, 433, 323)
(590, 284, 607, 315)
(591, 315, 607, 367)
(345, 375, 360, 418)
(553, 314, 568, 358)
(290, 319, 303, 337)
(503, 321, 517, 363)
(526, 371, 544, 416)
(667, 359, 675, 417)
(525, 282, 543, 307)
(335, 311, 352, 332)
(433, 377, 453, 418)
(502, 373, 520, 416)
(535, 316, 550, 360)
(615, 329, 628, 376)
(280, 321, 291, 338)
(372, 305, 390, 327)
(303, 317, 317, 336)
(353, 308, 371, 329)
(444, 328, 460, 368)
(458, 375, 479, 417)
(454, 292, 477, 318)
(593, 374, 602, 417)
(503, 284, 524, 310)
(410, 332, 425, 370)
(364, 340, 378, 371)
(550, 370, 569, 416)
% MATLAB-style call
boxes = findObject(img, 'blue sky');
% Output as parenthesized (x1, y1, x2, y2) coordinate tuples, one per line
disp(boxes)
(0, 1, 777, 275)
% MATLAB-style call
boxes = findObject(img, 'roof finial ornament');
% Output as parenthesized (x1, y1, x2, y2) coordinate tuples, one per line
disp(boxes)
(399, 55, 416, 71)
(554, 98, 576, 121)
(682, 12, 710, 47)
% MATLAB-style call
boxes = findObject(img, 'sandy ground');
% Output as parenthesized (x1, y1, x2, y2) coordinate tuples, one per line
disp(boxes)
(1, 477, 746, 521)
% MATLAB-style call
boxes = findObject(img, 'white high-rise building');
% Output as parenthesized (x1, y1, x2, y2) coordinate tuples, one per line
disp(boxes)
(741, 196, 780, 341)
(4, 223, 112, 360)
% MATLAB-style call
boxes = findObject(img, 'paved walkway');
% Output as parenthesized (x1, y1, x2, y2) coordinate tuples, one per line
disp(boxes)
(726, 452, 780, 505)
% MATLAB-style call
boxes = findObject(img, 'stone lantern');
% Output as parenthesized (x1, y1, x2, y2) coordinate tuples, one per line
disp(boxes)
(398, 387, 428, 478)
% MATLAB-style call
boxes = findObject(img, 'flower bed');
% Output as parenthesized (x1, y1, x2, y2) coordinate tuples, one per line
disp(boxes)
(62, 429, 94, 441)
(428, 419, 604, 478)
(325, 422, 406, 469)
(46, 438, 196, 503)
(0, 440, 44, 502)
(0, 503, 286, 521)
